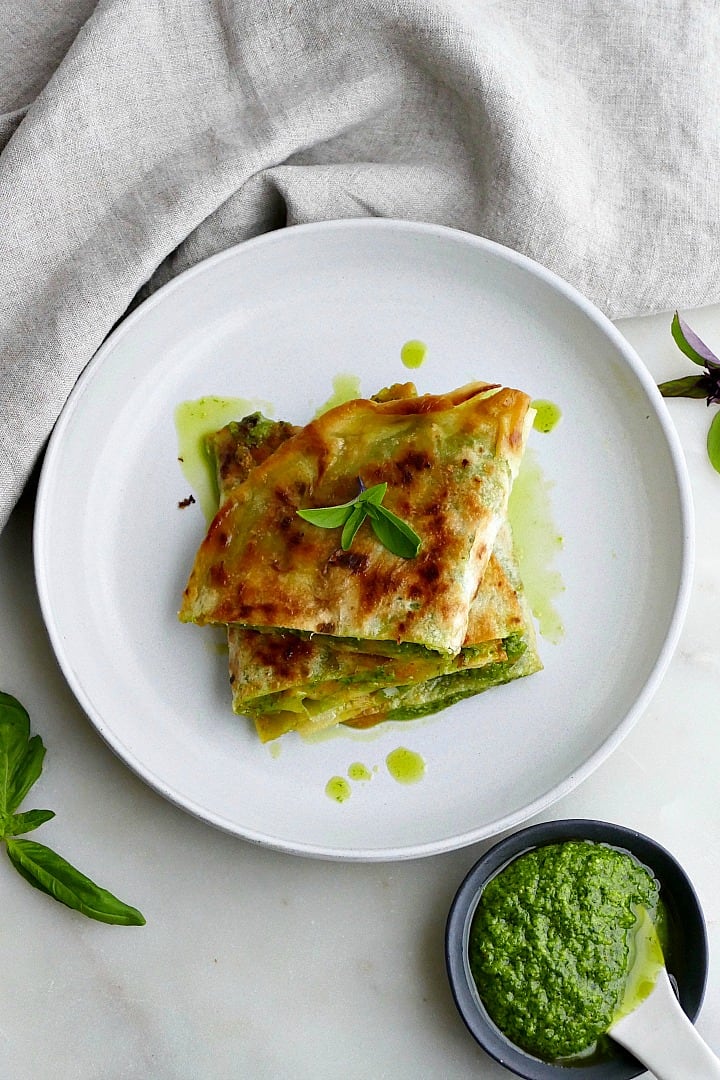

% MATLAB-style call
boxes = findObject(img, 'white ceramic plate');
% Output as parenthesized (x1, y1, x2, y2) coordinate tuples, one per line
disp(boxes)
(34, 219, 693, 860)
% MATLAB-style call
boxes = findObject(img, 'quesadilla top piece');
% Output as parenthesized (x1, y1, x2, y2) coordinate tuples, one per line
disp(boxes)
(179, 382, 532, 655)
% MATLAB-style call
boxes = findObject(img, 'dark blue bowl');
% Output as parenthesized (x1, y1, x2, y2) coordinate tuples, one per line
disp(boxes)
(445, 819, 708, 1079)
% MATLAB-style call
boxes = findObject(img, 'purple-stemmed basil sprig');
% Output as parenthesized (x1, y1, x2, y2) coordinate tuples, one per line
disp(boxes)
(658, 312, 720, 473)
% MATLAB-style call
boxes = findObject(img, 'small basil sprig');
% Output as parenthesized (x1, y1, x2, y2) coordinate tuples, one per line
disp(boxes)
(297, 479, 421, 559)
(0, 691, 145, 925)
(658, 312, 720, 473)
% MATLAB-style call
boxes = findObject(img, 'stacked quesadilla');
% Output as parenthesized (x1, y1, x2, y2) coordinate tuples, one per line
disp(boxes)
(179, 381, 542, 741)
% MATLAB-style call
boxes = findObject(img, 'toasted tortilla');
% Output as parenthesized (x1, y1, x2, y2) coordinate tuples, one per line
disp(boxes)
(179, 382, 533, 655)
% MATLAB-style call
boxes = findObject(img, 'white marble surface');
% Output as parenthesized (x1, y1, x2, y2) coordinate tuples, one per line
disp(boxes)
(1, 303, 719, 1079)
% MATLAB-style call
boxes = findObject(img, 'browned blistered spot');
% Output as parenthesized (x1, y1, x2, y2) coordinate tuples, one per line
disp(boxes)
(395, 449, 432, 485)
(317, 620, 336, 634)
(326, 550, 369, 573)
(419, 560, 440, 583)
(277, 514, 294, 532)
(461, 458, 469, 468)
(248, 633, 316, 682)
(216, 530, 230, 548)
(209, 562, 229, 587)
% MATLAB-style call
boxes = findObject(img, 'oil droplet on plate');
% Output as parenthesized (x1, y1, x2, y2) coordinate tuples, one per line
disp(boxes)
(314, 374, 362, 417)
(348, 762, 372, 782)
(175, 395, 267, 521)
(531, 399, 562, 434)
(508, 447, 565, 644)
(386, 747, 425, 784)
(325, 776, 352, 802)
(400, 340, 427, 369)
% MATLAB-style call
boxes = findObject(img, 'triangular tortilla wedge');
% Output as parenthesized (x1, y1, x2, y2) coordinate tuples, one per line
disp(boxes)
(180, 382, 533, 656)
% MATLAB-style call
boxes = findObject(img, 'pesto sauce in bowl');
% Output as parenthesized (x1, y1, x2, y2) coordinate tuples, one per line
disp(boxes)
(468, 840, 662, 1063)
(445, 819, 709, 1080)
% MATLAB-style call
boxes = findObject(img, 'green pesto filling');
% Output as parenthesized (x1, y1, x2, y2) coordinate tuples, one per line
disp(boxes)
(243, 634, 528, 721)
(371, 635, 527, 724)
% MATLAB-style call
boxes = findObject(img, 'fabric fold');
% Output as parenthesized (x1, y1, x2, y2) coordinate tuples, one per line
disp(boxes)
(2, 0, 720, 530)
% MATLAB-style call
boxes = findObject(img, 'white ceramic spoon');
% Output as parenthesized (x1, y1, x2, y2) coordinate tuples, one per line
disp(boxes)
(610, 966, 720, 1080)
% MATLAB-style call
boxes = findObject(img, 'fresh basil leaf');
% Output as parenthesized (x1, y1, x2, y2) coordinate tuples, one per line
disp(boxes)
(359, 482, 387, 506)
(657, 375, 709, 399)
(0, 692, 44, 816)
(707, 411, 720, 474)
(297, 478, 419, 557)
(5, 838, 146, 926)
(7, 735, 46, 816)
(671, 311, 720, 368)
(366, 503, 422, 559)
(3, 809, 55, 837)
(341, 504, 366, 550)
(297, 503, 355, 529)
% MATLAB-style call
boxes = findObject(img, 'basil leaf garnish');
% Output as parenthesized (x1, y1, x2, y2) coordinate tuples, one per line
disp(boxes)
(297, 500, 360, 529)
(365, 503, 423, 559)
(0, 691, 145, 925)
(341, 503, 366, 550)
(361, 482, 387, 506)
(5, 839, 146, 926)
(297, 478, 421, 559)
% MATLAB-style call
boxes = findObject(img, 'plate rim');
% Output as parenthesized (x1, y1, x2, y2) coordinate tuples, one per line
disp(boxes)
(33, 217, 695, 861)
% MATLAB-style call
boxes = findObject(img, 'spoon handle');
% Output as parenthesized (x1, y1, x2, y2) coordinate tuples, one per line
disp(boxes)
(610, 968, 720, 1080)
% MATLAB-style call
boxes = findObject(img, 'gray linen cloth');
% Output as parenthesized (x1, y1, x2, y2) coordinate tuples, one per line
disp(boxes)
(2, 0, 719, 531)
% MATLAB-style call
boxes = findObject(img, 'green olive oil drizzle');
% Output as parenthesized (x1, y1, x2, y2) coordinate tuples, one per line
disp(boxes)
(508, 447, 565, 644)
(613, 906, 665, 1022)
(400, 339, 428, 369)
(314, 374, 362, 417)
(175, 395, 269, 521)
(385, 746, 425, 783)
(325, 776, 352, 803)
(348, 762, 373, 782)
(531, 399, 562, 433)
